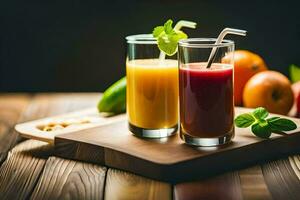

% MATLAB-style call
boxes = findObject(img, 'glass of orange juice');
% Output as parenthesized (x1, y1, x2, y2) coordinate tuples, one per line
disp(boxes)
(126, 34, 178, 138)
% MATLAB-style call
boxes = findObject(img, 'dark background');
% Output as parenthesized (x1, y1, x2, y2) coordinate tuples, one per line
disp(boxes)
(1, 0, 300, 92)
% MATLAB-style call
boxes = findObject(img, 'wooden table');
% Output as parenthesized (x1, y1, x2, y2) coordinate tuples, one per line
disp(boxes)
(0, 93, 300, 200)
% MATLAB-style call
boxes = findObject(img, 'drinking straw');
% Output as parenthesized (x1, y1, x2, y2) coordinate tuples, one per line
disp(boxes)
(174, 20, 197, 31)
(206, 28, 247, 68)
(159, 52, 166, 63)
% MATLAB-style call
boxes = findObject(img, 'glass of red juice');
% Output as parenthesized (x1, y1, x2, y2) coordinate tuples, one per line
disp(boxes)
(178, 38, 235, 146)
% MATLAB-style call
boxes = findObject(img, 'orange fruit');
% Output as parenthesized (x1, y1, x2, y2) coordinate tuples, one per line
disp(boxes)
(243, 71, 294, 115)
(222, 50, 267, 106)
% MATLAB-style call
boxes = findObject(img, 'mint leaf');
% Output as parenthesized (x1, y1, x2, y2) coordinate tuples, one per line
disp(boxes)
(164, 19, 175, 34)
(267, 116, 280, 122)
(157, 30, 188, 56)
(235, 107, 297, 139)
(251, 122, 272, 139)
(153, 26, 164, 37)
(170, 31, 187, 42)
(267, 117, 297, 131)
(252, 107, 269, 119)
(290, 64, 300, 83)
(157, 36, 177, 56)
(156, 30, 187, 56)
(234, 113, 255, 128)
(257, 118, 269, 127)
(152, 19, 196, 56)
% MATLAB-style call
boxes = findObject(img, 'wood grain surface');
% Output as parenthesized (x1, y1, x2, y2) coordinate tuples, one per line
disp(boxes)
(104, 168, 172, 200)
(55, 109, 300, 182)
(174, 172, 242, 200)
(239, 166, 272, 200)
(289, 155, 300, 180)
(1, 93, 300, 200)
(0, 93, 101, 200)
(31, 157, 107, 200)
(262, 158, 300, 200)
(0, 94, 31, 164)
(0, 140, 49, 200)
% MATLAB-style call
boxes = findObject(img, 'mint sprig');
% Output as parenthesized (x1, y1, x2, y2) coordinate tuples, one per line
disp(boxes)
(235, 107, 297, 139)
(152, 19, 196, 56)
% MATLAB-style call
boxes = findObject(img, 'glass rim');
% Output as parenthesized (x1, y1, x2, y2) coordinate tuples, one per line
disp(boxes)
(179, 38, 234, 48)
(126, 34, 157, 44)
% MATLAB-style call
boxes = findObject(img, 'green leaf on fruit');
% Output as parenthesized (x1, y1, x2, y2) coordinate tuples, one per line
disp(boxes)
(290, 64, 300, 83)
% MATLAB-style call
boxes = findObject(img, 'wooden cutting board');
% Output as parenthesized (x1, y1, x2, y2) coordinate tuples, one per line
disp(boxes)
(53, 107, 300, 183)
(15, 108, 126, 143)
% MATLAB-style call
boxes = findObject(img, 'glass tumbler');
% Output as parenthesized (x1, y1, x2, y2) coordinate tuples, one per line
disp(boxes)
(178, 38, 235, 146)
(126, 34, 178, 138)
